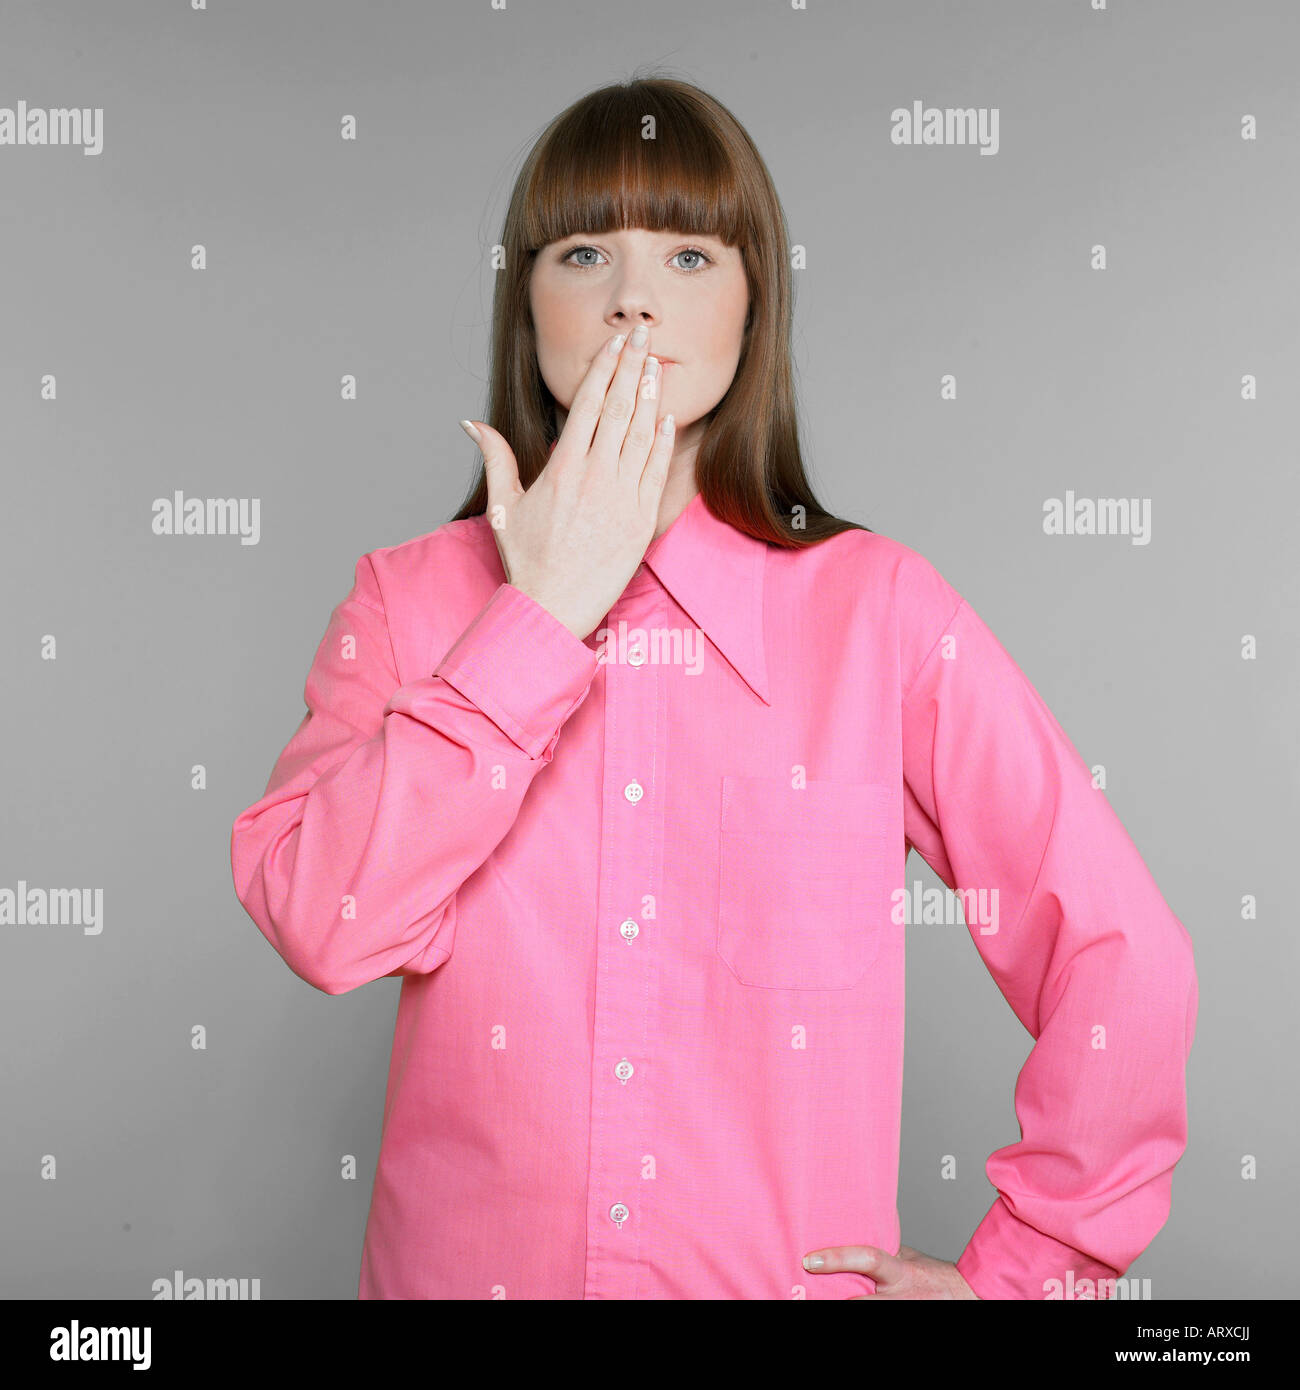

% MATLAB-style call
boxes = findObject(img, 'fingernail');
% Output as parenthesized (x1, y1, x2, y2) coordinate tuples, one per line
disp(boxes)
(459, 419, 482, 444)
(630, 324, 648, 346)
(607, 334, 626, 355)
(803, 1254, 824, 1270)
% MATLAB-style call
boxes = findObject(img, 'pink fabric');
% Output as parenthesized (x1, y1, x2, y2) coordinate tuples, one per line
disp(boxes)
(230, 491, 1198, 1300)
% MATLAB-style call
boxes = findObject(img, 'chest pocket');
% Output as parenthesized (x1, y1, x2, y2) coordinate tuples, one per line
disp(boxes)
(716, 775, 896, 990)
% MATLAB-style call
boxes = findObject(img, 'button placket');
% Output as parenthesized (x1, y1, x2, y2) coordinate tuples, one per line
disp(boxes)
(583, 585, 666, 1300)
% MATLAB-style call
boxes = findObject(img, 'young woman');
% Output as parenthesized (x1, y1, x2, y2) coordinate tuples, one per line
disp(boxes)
(230, 77, 1197, 1301)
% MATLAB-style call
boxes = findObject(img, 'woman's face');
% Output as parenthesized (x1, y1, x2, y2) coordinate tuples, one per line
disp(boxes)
(529, 226, 750, 447)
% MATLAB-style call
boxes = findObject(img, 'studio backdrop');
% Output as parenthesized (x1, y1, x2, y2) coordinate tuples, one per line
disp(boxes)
(2, 0, 1296, 1302)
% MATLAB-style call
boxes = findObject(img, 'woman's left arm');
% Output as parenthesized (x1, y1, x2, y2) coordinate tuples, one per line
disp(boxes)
(895, 576, 1199, 1301)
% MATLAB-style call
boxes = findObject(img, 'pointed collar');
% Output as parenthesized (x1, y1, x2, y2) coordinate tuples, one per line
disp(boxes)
(629, 490, 772, 705)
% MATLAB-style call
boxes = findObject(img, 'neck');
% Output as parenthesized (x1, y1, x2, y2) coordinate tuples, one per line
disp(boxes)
(653, 465, 700, 538)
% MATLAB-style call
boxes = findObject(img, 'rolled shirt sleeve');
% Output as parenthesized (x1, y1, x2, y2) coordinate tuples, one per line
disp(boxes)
(899, 563, 1198, 1300)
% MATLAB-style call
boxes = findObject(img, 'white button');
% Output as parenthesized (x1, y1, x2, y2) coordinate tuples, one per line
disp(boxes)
(609, 1202, 630, 1227)
(615, 1057, 634, 1084)
(627, 646, 646, 666)
(620, 918, 639, 942)
(623, 780, 644, 803)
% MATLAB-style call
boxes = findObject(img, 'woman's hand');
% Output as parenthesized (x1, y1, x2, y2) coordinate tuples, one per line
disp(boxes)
(803, 1242, 982, 1299)
(463, 324, 675, 642)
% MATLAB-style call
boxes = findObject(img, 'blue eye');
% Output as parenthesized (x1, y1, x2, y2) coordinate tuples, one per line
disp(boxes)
(671, 247, 713, 272)
(561, 245, 714, 273)
(564, 246, 604, 270)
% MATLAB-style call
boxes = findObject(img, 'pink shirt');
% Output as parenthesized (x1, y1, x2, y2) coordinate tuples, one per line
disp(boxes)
(230, 490, 1198, 1300)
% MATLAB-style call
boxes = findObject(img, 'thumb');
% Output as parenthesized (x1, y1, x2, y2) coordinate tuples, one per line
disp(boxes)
(460, 419, 521, 531)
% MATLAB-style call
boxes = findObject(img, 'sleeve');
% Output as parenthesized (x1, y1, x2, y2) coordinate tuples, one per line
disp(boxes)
(230, 556, 599, 996)
(899, 576, 1199, 1301)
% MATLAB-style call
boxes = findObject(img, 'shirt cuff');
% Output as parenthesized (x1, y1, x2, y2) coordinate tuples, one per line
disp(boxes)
(955, 1197, 1124, 1301)
(433, 582, 599, 760)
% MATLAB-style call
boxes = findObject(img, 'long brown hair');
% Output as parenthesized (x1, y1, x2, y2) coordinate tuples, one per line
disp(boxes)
(451, 72, 871, 548)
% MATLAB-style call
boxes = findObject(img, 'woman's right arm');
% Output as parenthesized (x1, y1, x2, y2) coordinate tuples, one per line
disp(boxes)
(234, 321, 673, 996)
(229, 552, 599, 996)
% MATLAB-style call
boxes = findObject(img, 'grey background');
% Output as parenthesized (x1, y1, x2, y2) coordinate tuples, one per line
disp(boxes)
(2, 0, 1296, 1299)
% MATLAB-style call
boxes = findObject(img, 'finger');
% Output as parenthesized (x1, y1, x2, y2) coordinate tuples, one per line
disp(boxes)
(638, 411, 674, 520)
(619, 354, 661, 473)
(553, 330, 630, 460)
(804, 1244, 907, 1286)
(469, 421, 523, 532)
(589, 325, 652, 461)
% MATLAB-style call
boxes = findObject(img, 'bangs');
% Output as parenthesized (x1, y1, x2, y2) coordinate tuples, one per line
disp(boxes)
(518, 84, 750, 253)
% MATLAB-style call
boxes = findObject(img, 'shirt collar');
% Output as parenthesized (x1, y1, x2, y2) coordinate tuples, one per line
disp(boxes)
(628, 490, 772, 706)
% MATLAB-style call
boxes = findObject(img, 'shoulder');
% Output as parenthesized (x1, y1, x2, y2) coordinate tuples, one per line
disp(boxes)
(343, 513, 498, 612)
(790, 524, 967, 688)
(794, 523, 963, 625)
